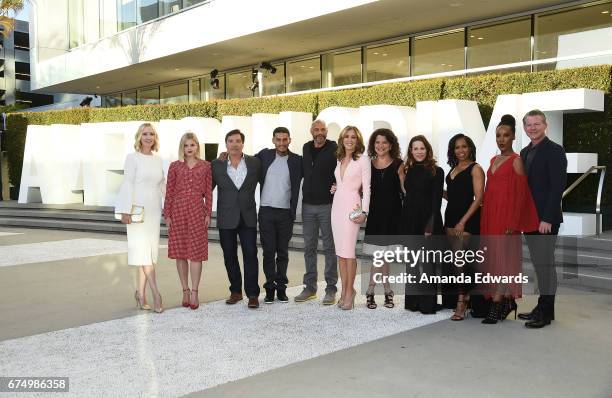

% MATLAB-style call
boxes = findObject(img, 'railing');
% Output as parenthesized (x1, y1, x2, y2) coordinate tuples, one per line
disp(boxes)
(563, 165, 607, 237)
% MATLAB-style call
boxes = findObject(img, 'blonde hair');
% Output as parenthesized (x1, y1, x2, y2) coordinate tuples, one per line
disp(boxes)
(336, 125, 365, 161)
(134, 123, 160, 152)
(178, 131, 202, 161)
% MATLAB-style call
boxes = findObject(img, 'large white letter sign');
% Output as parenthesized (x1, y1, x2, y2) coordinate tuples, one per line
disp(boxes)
(18, 124, 83, 204)
(357, 105, 417, 151)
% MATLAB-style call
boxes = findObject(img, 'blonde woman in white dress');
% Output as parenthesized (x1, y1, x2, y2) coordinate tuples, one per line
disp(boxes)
(116, 123, 166, 313)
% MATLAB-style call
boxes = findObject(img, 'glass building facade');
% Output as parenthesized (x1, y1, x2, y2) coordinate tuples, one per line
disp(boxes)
(101, 1, 612, 107)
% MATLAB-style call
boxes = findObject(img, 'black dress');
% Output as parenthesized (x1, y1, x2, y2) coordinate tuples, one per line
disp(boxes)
(444, 162, 481, 234)
(364, 159, 402, 247)
(443, 162, 481, 301)
(401, 162, 444, 314)
(401, 163, 444, 235)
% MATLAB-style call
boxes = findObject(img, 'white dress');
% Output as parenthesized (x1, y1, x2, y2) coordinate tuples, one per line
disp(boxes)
(115, 152, 165, 266)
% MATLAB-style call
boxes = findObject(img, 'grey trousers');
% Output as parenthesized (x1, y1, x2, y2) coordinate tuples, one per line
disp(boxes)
(302, 203, 338, 293)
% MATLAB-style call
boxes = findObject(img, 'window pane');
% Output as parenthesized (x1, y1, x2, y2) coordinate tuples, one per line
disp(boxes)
(287, 58, 320, 93)
(69, 0, 84, 48)
(366, 41, 409, 82)
(412, 31, 464, 76)
(164, 83, 188, 104)
(83, 0, 100, 44)
(189, 79, 201, 102)
(138, 0, 158, 23)
(201, 74, 225, 100)
(183, 0, 204, 7)
(118, 0, 137, 30)
(160, 0, 181, 16)
(536, 3, 612, 70)
(332, 50, 361, 87)
(468, 18, 531, 69)
(104, 94, 121, 107)
(100, 0, 118, 37)
(227, 70, 254, 99)
(138, 87, 159, 104)
(122, 91, 136, 106)
(160, 82, 188, 104)
(262, 63, 285, 96)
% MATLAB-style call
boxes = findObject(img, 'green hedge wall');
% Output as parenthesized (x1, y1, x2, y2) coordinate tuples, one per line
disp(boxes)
(5, 65, 612, 226)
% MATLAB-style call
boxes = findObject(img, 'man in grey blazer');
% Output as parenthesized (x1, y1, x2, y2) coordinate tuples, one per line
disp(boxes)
(212, 129, 262, 309)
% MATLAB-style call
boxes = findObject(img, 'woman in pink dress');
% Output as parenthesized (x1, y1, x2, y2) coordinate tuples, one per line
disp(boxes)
(164, 132, 213, 310)
(331, 126, 371, 310)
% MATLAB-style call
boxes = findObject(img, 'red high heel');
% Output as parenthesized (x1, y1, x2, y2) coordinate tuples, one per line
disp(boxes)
(190, 289, 199, 310)
(182, 288, 191, 308)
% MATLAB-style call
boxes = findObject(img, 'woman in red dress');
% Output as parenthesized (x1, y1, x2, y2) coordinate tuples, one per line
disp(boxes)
(164, 132, 213, 310)
(480, 115, 539, 324)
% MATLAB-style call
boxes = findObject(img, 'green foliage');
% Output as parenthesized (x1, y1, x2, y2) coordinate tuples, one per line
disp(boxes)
(5, 65, 612, 225)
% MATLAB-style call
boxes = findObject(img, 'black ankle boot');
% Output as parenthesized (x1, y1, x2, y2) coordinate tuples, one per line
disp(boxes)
(501, 298, 518, 320)
(482, 301, 502, 324)
(264, 288, 275, 304)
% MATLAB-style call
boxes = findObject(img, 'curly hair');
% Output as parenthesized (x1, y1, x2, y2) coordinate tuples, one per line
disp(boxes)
(447, 133, 476, 168)
(336, 125, 366, 161)
(367, 128, 401, 160)
(403, 135, 437, 176)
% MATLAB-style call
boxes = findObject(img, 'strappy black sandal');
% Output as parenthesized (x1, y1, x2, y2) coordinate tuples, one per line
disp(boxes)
(384, 291, 395, 308)
(366, 294, 377, 309)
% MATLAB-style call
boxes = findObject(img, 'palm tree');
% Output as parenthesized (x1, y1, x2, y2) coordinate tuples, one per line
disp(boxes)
(0, 0, 24, 37)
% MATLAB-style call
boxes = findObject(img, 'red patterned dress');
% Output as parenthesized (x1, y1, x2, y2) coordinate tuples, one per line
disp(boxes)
(480, 153, 539, 299)
(164, 160, 213, 261)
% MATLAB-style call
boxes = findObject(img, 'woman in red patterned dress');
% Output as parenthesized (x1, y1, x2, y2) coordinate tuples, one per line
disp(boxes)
(480, 115, 539, 324)
(164, 132, 213, 310)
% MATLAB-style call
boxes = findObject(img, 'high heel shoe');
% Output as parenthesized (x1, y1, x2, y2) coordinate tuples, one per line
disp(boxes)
(366, 293, 377, 309)
(134, 291, 151, 311)
(153, 293, 164, 314)
(501, 298, 518, 320)
(337, 296, 344, 308)
(482, 300, 502, 324)
(450, 296, 470, 321)
(182, 288, 191, 308)
(384, 290, 395, 308)
(190, 289, 199, 310)
(342, 289, 356, 310)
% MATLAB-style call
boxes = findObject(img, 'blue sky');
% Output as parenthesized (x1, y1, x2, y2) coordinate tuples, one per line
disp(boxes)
(14, 2, 30, 21)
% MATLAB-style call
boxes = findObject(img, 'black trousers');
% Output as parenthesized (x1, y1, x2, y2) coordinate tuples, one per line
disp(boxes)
(258, 206, 293, 291)
(219, 215, 260, 298)
(525, 224, 559, 320)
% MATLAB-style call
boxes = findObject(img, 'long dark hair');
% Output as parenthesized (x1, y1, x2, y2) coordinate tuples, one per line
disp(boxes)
(367, 128, 401, 160)
(403, 135, 437, 176)
(447, 133, 476, 168)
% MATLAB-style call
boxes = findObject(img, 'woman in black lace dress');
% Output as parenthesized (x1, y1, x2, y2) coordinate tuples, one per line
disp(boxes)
(362, 128, 403, 309)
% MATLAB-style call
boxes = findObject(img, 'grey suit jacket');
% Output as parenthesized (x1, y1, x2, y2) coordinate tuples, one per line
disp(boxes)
(212, 155, 261, 229)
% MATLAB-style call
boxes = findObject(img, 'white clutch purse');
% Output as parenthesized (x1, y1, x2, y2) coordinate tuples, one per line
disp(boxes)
(115, 205, 145, 223)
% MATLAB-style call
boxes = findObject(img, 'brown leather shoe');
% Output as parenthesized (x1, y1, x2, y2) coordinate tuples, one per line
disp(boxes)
(248, 297, 259, 309)
(225, 292, 243, 305)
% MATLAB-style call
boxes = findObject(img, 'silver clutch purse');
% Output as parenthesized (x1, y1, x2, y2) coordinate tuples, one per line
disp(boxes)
(349, 207, 363, 221)
(114, 205, 145, 223)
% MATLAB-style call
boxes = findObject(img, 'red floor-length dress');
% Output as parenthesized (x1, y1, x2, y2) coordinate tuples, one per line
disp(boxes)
(164, 159, 213, 261)
(480, 153, 539, 299)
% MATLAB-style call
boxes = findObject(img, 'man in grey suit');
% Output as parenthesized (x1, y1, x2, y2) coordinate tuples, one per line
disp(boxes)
(212, 129, 262, 309)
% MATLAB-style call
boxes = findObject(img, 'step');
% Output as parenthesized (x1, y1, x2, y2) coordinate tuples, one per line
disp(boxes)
(559, 212, 598, 236)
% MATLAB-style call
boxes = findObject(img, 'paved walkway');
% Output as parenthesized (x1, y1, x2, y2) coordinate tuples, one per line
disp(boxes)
(0, 227, 611, 397)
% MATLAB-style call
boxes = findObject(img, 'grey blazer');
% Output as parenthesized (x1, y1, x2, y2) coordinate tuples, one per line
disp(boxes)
(211, 155, 261, 229)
